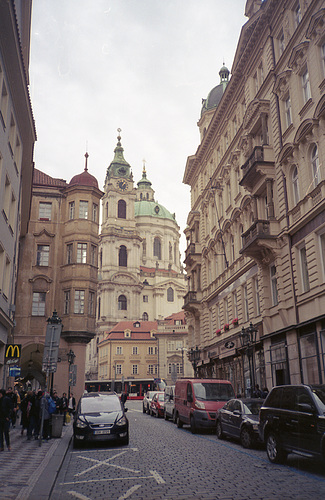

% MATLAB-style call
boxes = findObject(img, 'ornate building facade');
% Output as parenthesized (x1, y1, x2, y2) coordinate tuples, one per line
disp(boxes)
(183, 0, 325, 396)
(14, 158, 103, 400)
(86, 134, 187, 380)
(0, 0, 36, 385)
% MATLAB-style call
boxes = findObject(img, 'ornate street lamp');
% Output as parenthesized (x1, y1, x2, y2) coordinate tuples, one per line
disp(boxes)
(188, 346, 200, 378)
(67, 349, 75, 400)
(240, 322, 258, 397)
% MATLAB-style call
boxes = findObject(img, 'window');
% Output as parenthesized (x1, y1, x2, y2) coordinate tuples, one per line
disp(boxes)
(292, 166, 300, 204)
(153, 237, 161, 260)
(254, 276, 261, 316)
(116, 346, 123, 355)
(119, 245, 127, 267)
(32, 292, 46, 316)
(167, 287, 174, 302)
(132, 365, 138, 375)
(294, 3, 301, 27)
(224, 297, 229, 324)
(142, 312, 148, 321)
(118, 199, 126, 219)
(74, 290, 85, 314)
(69, 201, 75, 220)
(116, 364, 122, 375)
(279, 30, 285, 56)
(302, 68, 311, 104)
(232, 292, 238, 319)
(67, 244, 73, 264)
(321, 43, 325, 76)
(132, 347, 138, 355)
(168, 363, 182, 374)
(243, 285, 249, 321)
(79, 201, 88, 219)
(143, 295, 148, 303)
(320, 232, 325, 280)
(36, 245, 49, 266)
(0, 79, 9, 126)
(77, 243, 87, 264)
(299, 245, 310, 292)
(270, 265, 278, 306)
(92, 203, 98, 222)
(285, 96, 292, 128)
(64, 291, 70, 315)
(39, 202, 52, 220)
(118, 295, 127, 310)
(148, 364, 155, 375)
(90, 245, 96, 266)
(89, 291, 95, 315)
(148, 346, 157, 355)
(231, 235, 235, 263)
(311, 145, 320, 188)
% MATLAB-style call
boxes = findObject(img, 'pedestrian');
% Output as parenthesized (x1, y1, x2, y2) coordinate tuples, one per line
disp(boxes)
(253, 384, 262, 398)
(262, 387, 269, 398)
(52, 391, 60, 414)
(60, 392, 68, 425)
(40, 392, 51, 441)
(6, 387, 18, 428)
(0, 388, 13, 451)
(68, 392, 76, 416)
(27, 391, 37, 440)
(20, 391, 29, 436)
(120, 391, 128, 408)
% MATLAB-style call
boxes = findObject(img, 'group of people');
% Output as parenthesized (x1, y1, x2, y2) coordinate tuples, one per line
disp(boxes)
(0, 386, 76, 451)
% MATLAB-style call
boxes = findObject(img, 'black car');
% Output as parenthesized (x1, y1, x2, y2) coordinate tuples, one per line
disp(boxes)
(216, 398, 264, 448)
(259, 384, 325, 464)
(73, 392, 129, 447)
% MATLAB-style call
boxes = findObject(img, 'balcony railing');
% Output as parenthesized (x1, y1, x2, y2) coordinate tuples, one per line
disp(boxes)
(240, 146, 274, 190)
(184, 291, 197, 306)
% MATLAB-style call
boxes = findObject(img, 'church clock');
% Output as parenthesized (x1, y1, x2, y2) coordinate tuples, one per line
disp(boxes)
(117, 180, 128, 191)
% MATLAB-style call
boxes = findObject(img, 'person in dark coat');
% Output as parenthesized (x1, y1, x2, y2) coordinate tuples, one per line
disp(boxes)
(20, 391, 29, 436)
(0, 389, 13, 451)
(120, 391, 128, 408)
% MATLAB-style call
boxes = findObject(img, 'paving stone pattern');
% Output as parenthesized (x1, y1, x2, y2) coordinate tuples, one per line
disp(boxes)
(52, 400, 325, 500)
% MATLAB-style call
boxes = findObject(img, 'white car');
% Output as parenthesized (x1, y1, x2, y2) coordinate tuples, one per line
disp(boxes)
(143, 391, 160, 414)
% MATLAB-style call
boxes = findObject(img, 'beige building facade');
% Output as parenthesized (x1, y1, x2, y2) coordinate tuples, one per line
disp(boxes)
(183, 0, 325, 396)
(14, 160, 103, 400)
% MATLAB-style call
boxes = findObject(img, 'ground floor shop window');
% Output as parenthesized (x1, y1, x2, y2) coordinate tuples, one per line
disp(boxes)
(299, 331, 321, 384)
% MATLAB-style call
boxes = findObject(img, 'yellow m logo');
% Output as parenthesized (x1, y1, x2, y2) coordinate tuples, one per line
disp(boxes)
(5, 344, 21, 359)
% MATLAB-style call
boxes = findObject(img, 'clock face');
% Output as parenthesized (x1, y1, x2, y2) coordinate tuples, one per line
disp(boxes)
(118, 180, 128, 191)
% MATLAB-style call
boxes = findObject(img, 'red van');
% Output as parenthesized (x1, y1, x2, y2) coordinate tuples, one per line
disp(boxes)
(174, 378, 235, 433)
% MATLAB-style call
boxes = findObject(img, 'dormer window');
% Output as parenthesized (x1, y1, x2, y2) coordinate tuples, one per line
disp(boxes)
(133, 321, 141, 328)
(124, 330, 131, 338)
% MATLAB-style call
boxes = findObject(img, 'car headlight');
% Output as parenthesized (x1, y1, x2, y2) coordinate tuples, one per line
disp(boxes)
(116, 416, 127, 426)
(76, 417, 87, 429)
(252, 423, 259, 431)
(195, 401, 205, 410)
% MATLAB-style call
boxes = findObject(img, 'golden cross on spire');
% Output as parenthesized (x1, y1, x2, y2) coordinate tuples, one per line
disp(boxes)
(84, 152, 89, 171)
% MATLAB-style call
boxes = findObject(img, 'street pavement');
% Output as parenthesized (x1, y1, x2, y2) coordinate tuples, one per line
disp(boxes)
(0, 419, 73, 500)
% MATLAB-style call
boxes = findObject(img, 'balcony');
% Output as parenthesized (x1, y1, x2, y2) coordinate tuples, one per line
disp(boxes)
(240, 220, 277, 259)
(184, 242, 201, 266)
(240, 146, 275, 191)
(183, 290, 202, 315)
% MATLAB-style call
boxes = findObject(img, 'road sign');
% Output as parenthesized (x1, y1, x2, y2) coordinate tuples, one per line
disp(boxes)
(9, 366, 21, 377)
(69, 364, 77, 386)
(42, 322, 62, 373)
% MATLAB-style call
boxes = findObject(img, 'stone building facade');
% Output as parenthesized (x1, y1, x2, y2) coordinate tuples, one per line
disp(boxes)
(14, 159, 103, 400)
(183, 0, 325, 396)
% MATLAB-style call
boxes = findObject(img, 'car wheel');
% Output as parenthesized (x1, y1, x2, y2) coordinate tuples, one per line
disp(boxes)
(216, 420, 224, 440)
(73, 437, 80, 449)
(190, 416, 197, 434)
(142, 405, 146, 413)
(172, 411, 176, 424)
(266, 432, 287, 464)
(176, 413, 183, 428)
(164, 410, 169, 420)
(240, 427, 252, 449)
(146, 406, 150, 414)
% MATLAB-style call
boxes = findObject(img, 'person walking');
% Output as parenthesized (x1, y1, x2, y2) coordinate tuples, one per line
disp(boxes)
(60, 392, 68, 425)
(6, 387, 18, 428)
(0, 389, 13, 451)
(68, 393, 76, 416)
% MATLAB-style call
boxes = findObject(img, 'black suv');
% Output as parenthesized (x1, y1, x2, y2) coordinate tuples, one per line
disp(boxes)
(259, 384, 325, 464)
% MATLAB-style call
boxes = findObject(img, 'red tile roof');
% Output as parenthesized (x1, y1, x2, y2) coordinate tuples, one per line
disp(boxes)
(33, 168, 67, 187)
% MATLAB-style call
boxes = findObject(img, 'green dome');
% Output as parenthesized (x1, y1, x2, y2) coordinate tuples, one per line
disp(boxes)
(135, 200, 176, 222)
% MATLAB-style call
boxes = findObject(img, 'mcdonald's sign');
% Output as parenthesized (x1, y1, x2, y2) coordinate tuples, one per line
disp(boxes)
(5, 344, 21, 364)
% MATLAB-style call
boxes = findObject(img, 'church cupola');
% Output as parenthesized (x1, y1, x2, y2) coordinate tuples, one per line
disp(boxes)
(105, 129, 133, 186)
(136, 162, 155, 201)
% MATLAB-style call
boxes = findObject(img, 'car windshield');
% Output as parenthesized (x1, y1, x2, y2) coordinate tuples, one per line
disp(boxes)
(81, 395, 121, 413)
(242, 401, 264, 415)
(311, 386, 325, 411)
(193, 382, 235, 401)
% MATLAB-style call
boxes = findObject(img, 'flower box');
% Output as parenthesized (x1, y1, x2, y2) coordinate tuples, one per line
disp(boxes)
(224, 324, 229, 331)
(216, 329, 222, 335)
(232, 318, 238, 325)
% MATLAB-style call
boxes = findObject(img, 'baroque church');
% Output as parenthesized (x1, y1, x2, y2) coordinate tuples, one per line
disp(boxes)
(85, 132, 187, 379)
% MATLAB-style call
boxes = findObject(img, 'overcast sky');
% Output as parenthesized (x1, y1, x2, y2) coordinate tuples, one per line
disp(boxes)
(29, 0, 247, 257)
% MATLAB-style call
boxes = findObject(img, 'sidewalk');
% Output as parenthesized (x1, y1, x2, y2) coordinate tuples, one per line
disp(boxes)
(0, 421, 73, 500)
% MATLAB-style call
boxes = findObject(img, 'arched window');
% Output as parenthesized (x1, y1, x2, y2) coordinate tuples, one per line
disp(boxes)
(118, 199, 126, 219)
(105, 202, 108, 220)
(119, 245, 127, 267)
(118, 295, 127, 310)
(142, 312, 148, 321)
(167, 287, 174, 302)
(311, 144, 320, 188)
(154, 237, 161, 260)
(231, 235, 235, 263)
(169, 242, 172, 260)
(292, 166, 300, 204)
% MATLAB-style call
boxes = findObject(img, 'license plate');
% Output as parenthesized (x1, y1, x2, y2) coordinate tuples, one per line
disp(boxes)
(94, 429, 110, 435)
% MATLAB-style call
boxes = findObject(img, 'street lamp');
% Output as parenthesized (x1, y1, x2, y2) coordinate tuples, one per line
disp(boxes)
(240, 322, 258, 397)
(67, 349, 75, 400)
(188, 346, 200, 378)
(177, 347, 188, 376)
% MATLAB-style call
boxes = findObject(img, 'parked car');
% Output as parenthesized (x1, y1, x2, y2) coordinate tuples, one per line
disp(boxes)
(142, 391, 159, 414)
(174, 378, 235, 433)
(216, 398, 264, 448)
(164, 385, 175, 421)
(150, 392, 165, 418)
(259, 384, 325, 464)
(73, 392, 129, 447)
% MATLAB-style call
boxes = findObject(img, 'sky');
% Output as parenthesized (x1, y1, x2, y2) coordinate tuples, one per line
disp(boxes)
(29, 0, 247, 258)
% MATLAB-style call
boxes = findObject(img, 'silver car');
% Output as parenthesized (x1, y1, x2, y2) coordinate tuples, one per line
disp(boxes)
(142, 391, 159, 414)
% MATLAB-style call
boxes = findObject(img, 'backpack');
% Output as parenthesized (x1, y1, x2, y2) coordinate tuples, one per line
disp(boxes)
(47, 397, 56, 415)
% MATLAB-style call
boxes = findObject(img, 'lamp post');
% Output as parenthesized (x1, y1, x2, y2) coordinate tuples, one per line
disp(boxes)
(240, 322, 258, 397)
(67, 349, 75, 400)
(188, 346, 200, 378)
(177, 347, 188, 376)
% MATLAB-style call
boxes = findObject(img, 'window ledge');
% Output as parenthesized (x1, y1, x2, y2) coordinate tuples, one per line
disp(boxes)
(299, 98, 313, 119)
